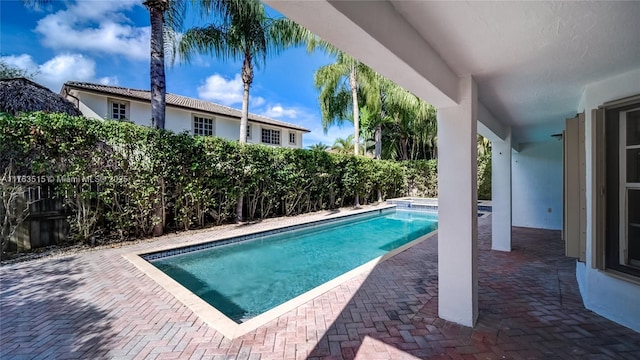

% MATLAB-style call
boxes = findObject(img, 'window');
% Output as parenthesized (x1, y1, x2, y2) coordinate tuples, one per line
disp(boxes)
(289, 132, 296, 145)
(193, 116, 214, 136)
(247, 124, 252, 140)
(618, 108, 640, 269)
(110, 101, 127, 120)
(594, 94, 640, 278)
(261, 128, 280, 145)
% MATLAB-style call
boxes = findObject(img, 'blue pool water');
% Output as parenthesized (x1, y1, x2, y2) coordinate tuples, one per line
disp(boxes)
(151, 209, 437, 323)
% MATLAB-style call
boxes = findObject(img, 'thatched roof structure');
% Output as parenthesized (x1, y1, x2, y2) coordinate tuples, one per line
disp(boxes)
(0, 78, 81, 116)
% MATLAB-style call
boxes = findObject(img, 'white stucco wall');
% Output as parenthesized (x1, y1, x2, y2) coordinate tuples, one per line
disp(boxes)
(576, 67, 640, 332)
(74, 92, 106, 119)
(511, 140, 563, 230)
(71, 90, 304, 148)
(164, 108, 191, 134)
(129, 101, 152, 127)
(216, 116, 240, 141)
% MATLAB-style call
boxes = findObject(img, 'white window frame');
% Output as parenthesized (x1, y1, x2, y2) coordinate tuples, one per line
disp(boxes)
(593, 94, 640, 279)
(109, 99, 128, 120)
(289, 132, 296, 145)
(618, 107, 640, 268)
(193, 115, 215, 136)
(261, 128, 281, 145)
(247, 124, 252, 140)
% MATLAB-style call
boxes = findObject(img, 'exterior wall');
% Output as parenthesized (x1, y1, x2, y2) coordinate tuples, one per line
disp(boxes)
(284, 130, 301, 149)
(74, 92, 106, 119)
(165, 108, 191, 134)
(576, 67, 640, 332)
(129, 101, 152, 127)
(71, 90, 304, 148)
(511, 140, 563, 230)
(216, 116, 240, 141)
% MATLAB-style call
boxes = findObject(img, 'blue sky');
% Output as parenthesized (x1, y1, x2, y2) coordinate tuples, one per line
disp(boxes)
(0, 0, 354, 147)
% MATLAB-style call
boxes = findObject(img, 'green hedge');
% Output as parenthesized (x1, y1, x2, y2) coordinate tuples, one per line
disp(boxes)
(1, 113, 445, 245)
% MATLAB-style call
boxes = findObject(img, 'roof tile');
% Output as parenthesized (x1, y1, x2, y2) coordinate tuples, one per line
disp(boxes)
(62, 81, 309, 132)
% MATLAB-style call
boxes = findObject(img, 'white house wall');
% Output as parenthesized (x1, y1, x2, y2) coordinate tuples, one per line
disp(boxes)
(576, 67, 640, 332)
(215, 117, 240, 141)
(165, 108, 191, 133)
(75, 92, 106, 120)
(129, 101, 152, 127)
(511, 140, 563, 230)
(72, 90, 304, 148)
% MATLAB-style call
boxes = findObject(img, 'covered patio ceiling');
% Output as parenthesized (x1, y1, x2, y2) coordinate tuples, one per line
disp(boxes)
(265, 0, 640, 146)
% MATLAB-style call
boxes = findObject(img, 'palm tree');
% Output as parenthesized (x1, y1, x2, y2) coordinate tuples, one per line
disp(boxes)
(477, 135, 491, 156)
(331, 135, 355, 155)
(146, 0, 262, 129)
(144, 0, 169, 129)
(178, 0, 308, 143)
(309, 143, 330, 151)
(178, 0, 309, 222)
(379, 86, 437, 160)
(314, 51, 380, 157)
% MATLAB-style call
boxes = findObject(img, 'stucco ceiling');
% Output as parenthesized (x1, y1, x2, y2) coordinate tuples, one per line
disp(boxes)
(265, 0, 640, 144)
(390, 1, 640, 142)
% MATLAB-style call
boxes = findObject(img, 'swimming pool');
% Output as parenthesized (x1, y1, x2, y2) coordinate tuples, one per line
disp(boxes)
(125, 206, 438, 338)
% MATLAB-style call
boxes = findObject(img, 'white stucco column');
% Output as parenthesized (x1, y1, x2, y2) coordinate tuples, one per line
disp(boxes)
(437, 76, 478, 327)
(491, 127, 512, 251)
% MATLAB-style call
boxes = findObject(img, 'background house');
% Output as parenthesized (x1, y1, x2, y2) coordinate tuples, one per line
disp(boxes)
(61, 81, 309, 148)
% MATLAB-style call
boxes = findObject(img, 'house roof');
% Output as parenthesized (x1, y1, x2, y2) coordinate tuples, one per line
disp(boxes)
(1, 77, 82, 116)
(62, 81, 310, 132)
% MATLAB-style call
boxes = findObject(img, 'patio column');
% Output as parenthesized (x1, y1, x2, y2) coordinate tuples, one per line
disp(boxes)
(437, 75, 478, 327)
(491, 127, 512, 251)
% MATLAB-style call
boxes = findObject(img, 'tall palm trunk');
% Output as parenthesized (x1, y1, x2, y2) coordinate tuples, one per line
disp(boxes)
(239, 55, 253, 143)
(400, 136, 409, 161)
(374, 123, 382, 159)
(349, 64, 359, 157)
(236, 54, 253, 223)
(144, 0, 168, 237)
(349, 64, 360, 207)
(146, 0, 167, 129)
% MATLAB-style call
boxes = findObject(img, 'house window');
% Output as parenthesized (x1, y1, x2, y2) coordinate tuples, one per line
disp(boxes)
(595, 95, 640, 278)
(247, 124, 252, 140)
(261, 128, 280, 145)
(618, 108, 640, 269)
(110, 101, 127, 120)
(289, 132, 296, 145)
(193, 116, 214, 136)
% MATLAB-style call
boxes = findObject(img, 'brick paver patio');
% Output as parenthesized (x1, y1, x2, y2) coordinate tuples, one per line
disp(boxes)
(1, 210, 639, 359)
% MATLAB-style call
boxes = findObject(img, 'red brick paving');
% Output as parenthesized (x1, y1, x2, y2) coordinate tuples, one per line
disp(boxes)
(1, 214, 639, 359)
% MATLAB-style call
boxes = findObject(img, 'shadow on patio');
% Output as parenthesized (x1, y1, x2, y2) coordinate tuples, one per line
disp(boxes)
(305, 218, 640, 359)
(0, 257, 116, 359)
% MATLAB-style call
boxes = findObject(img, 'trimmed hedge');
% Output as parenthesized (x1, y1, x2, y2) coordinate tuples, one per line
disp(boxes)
(1, 113, 444, 245)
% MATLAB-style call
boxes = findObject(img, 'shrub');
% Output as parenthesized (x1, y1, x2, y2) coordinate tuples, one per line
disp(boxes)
(1, 112, 477, 249)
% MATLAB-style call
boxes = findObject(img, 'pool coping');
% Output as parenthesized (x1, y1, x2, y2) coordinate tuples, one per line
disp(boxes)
(123, 204, 438, 339)
(387, 197, 492, 217)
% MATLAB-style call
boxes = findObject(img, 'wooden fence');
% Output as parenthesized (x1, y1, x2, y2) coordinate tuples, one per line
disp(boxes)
(3, 184, 69, 252)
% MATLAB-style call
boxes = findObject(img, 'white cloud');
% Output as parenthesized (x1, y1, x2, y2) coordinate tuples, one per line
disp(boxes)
(262, 104, 297, 119)
(34, 0, 150, 60)
(197, 73, 244, 106)
(97, 76, 119, 86)
(1, 54, 38, 72)
(39, 54, 95, 82)
(251, 96, 266, 108)
(1, 53, 116, 91)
